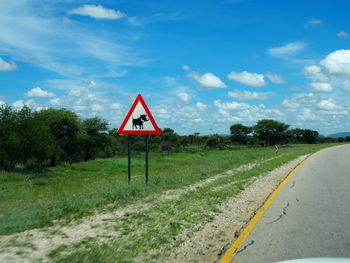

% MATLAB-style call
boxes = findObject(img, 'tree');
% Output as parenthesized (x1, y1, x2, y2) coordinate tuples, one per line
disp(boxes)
(289, 128, 319, 144)
(206, 134, 223, 148)
(302, 129, 319, 144)
(0, 105, 55, 171)
(0, 105, 23, 170)
(160, 141, 172, 155)
(253, 119, 290, 146)
(179, 136, 190, 148)
(36, 108, 82, 166)
(230, 124, 252, 145)
(338, 137, 345, 142)
(23, 112, 54, 170)
(288, 128, 303, 143)
(159, 128, 179, 154)
(81, 117, 110, 160)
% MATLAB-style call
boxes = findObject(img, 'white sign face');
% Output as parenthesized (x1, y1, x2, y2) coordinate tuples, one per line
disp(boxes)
(118, 94, 161, 135)
(123, 101, 157, 131)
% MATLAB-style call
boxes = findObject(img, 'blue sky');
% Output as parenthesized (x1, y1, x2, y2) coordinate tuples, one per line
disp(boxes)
(1, 0, 350, 135)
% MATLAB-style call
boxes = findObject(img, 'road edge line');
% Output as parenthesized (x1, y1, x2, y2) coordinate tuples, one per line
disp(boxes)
(217, 151, 319, 263)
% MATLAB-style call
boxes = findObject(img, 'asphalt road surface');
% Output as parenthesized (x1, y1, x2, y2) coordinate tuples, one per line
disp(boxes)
(232, 144, 350, 263)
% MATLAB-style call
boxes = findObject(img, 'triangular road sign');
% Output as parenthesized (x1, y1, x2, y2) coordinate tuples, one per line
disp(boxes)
(117, 94, 162, 135)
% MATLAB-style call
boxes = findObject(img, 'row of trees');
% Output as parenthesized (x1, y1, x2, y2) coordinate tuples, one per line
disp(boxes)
(1, 104, 349, 171)
(0, 105, 115, 171)
(230, 120, 320, 146)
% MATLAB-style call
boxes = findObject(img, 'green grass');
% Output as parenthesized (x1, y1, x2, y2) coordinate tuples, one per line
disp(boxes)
(0, 143, 340, 239)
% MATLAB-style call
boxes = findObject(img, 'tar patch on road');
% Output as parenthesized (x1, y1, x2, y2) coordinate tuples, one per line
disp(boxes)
(236, 240, 255, 254)
(267, 201, 290, 224)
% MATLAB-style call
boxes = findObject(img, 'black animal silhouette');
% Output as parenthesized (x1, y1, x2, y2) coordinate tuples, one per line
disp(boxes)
(132, 114, 149, 130)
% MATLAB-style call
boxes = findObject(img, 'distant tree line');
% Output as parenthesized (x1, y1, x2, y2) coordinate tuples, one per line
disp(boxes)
(0, 104, 349, 171)
(230, 120, 350, 146)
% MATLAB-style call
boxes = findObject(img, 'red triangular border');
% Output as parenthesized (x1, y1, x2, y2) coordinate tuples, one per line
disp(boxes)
(117, 94, 162, 135)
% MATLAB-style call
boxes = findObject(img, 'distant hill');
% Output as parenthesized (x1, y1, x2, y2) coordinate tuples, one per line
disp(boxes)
(327, 132, 350, 138)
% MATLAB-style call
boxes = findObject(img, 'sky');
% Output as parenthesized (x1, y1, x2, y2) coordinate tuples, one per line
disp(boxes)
(1, 0, 350, 135)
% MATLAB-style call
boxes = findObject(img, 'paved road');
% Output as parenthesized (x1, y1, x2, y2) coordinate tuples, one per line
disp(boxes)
(232, 144, 350, 263)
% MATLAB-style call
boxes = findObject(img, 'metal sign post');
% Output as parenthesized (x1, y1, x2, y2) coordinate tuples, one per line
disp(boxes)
(117, 94, 162, 185)
(128, 135, 131, 183)
(145, 135, 149, 185)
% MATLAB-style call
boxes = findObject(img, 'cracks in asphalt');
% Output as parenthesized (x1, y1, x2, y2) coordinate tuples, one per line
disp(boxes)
(290, 178, 304, 188)
(290, 180, 296, 188)
(267, 201, 290, 224)
(236, 240, 255, 254)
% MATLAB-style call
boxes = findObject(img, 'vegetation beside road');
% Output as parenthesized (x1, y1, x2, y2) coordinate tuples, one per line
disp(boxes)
(0, 143, 340, 263)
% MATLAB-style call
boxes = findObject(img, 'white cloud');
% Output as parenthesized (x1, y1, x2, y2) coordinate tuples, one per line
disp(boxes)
(281, 99, 299, 109)
(196, 102, 207, 110)
(0, 57, 16, 71)
(153, 108, 171, 119)
(213, 100, 250, 111)
(91, 104, 104, 111)
(228, 71, 265, 87)
(0, 101, 6, 107)
(213, 100, 285, 124)
(110, 103, 123, 109)
(268, 42, 306, 56)
(164, 76, 176, 86)
(342, 80, 350, 91)
(0, 2, 142, 77)
(188, 72, 227, 89)
(177, 92, 191, 103)
(68, 89, 83, 96)
(317, 99, 348, 115)
(126, 13, 185, 27)
(317, 99, 339, 111)
(306, 19, 322, 26)
(24, 87, 56, 98)
(126, 16, 149, 26)
(266, 73, 286, 84)
(12, 99, 35, 109)
(303, 65, 329, 82)
(310, 82, 332, 92)
(281, 93, 317, 109)
(62, 17, 76, 25)
(50, 97, 61, 106)
(182, 65, 190, 71)
(338, 32, 348, 38)
(228, 90, 268, 100)
(193, 118, 203, 123)
(320, 49, 350, 76)
(297, 108, 319, 121)
(68, 4, 126, 20)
